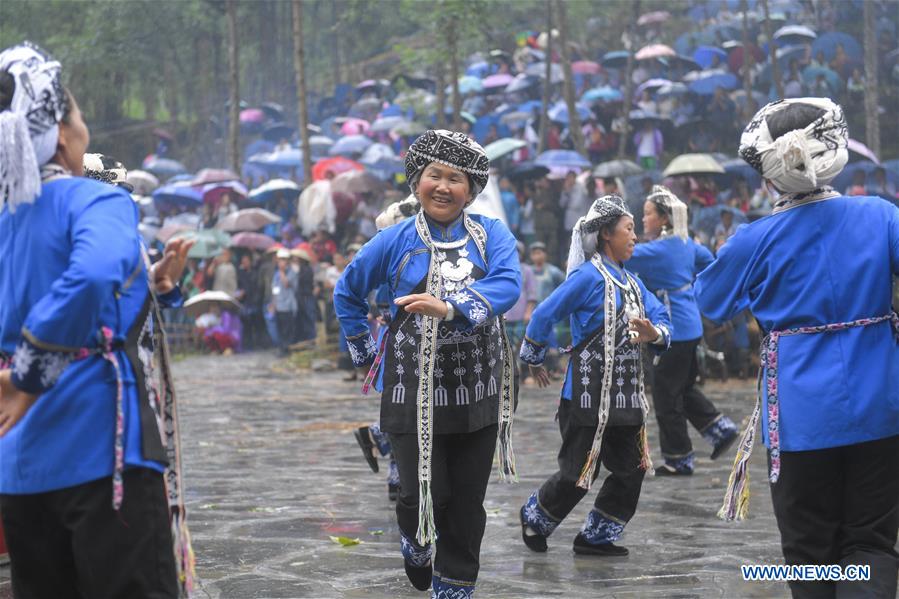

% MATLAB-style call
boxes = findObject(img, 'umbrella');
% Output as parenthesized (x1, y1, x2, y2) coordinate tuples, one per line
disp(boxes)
(260, 102, 285, 121)
(499, 110, 532, 125)
(727, 44, 765, 72)
(361, 143, 397, 162)
(183, 290, 242, 318)
(230, 232, 277, 251)
(715, 157, 762, 190)
(465, 61, 491, 78)
(142, 155, 187, 176)
(773, 25, 817, 42)
(350, 97, 382, 115)
(505, 74, 541, 93)
(831, 160, 898, 192)
(312, 156, 364, 181)
(525, 62, 564, 83)
(355, 78, 389, 92)
(593, 159, 644, 178)
(393, 89, 436, 113)
(338, 117, 370, 136)
(547, 101, 592, 124)
(802, 65, 842, 92)
(138, 221, 159, 245)
(601, 51, 630, 69)
(152, 128, 174, 142)
(156, 223, 194, 244)
(847, 139, 879, 164)
(329, 134, 373, 157)
(216, 208, 282, 232)
(309, 134, 335, 148)
(482, 73, 515, 89)
(688, 72, 739, 95)
(571, 60, 602, 75)
(172, 229, 232, 259)
(535, 150, 591, 170)
(447, 75, 483, 95)
(248, 149, 303, 170)
(201, 181, 248, 207)
(239, 108, 265, 124)
(330, 170, 386, 194)
(693, 46, 728, 69)
(247, 179, 301, 204)
(152, 184, 203, 211)
(361, 156, 405, 181)
(637, 10, 670, 26)
(370, 116, 409, 133)
(126, 170, 159, 195)
(507, 162, 550, 181)
(193, 168, 239, 186)
(663, 153, 725, 177)
(391, 121, 427, 137)
(628, 109, 668, 127)
(484, 138, 527, 161)
(635, 78, 672, 98)
(657, 82, 689, 96)
(635, 44, 676, 61)
(729, 89, 767, 110)
(581, 86, 623, 103)
(262, 122, 295, 143)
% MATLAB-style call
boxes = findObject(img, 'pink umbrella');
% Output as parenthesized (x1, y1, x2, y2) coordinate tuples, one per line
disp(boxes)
(192, 168, 240, 186)
(637, 10, 671, 26)
(572, 61, 602, 75)
(482, 73, 514, 88)
(201, 181, 248, 208)
(339, 117, 370, 136)
(239, 108, 265, 123)
(847, 139, 879, 164)
(230, 232, 277, 251)
(635, 44, 676, 61)
(156, 223, 194, 244)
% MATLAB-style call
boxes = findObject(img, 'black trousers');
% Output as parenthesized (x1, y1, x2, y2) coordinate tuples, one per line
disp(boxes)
(651, 338, 720, 459)
(537, 400, 645, 526)
(769, 435, 899, 599)
(275, 311, 294, 352)
(0, 468, 178, 599)
(391, 424, 497, 586)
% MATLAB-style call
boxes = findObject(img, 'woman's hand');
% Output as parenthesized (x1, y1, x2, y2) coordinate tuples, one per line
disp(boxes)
(152, 238, 195, 294)
(394, 294, 449, 319)
(528, 364, 551, 388)
(628, 317, 660, 344)
(0, 370, 38, 437)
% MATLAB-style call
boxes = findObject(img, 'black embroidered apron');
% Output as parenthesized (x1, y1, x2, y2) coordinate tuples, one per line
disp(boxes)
(380, 249, 504, 435)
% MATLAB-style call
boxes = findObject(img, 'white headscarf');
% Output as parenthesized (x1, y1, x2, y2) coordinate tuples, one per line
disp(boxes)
(566, 194, 631, 276)
(0, 42, 67, 212)
(646, 184, 688, 240)
(739, 97, 848, 194)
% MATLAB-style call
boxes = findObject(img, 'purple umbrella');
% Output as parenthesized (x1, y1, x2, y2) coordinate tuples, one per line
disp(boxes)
(482, 73, 515, 89)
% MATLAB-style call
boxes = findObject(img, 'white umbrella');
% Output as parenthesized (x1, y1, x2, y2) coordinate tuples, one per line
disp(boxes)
(215, 208, 282, 232)
(773, 25, 817, 41)
(663, 153, 725, 177)
(126, 170, 160, 195)
(183, 290, 242, 318)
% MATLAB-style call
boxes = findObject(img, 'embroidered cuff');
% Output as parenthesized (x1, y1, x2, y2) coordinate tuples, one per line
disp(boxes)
(519, 336, 547, 365)
(346, 332, 377, 367)
(650, 324, 671, 351)
(445, 290, 492, 329)
(10, 338, 74, 394)
(157, 284, 183, 309)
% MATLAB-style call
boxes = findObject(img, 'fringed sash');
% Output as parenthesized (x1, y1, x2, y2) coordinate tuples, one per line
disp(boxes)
(576, 256, 653, 490)
(412, 211, 517, 545)
(719, 311, 899, 521)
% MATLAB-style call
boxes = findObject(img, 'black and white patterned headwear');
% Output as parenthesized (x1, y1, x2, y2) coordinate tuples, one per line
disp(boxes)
(739, 97, 848, 194)
(83, 153, 134, 192)
(404, 129, 490, 199)
(646, 184, 688, 240)
(566, 194, 632, 275)
(0, 41, 68, 212)
(374, 194, 420, 230)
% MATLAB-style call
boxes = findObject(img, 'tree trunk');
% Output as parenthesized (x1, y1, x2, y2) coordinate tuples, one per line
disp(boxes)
(555, 0, 585, 156)
(448, 19, 462, 131)
(435, 59, 447, 128)
(863, 0, 880, 159)
(225, 0, 240, 174)
(292, 0, 313, 185)
(761, 0, 783, 99)
(617, 0, 640, 158)
(538, 0, 552, 153)
(330, 0, 342, 94)
(740, 0, 755, 121)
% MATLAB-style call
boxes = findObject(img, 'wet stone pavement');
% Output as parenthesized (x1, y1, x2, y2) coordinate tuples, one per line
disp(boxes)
(1, 352, 789, 598)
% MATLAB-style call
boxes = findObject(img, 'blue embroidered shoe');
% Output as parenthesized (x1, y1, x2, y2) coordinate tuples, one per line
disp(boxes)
(655, 453, 694, 476)
(704, 416, 739, 460)
(432, 575, 474, 598)
(520, 504, 547, 552)
(573, 532, 629, 556)
(353, 427, 379, 473)
(574, 510, 628, 555)
(519, 492, 559, 552)
(401, 532, 432, 591)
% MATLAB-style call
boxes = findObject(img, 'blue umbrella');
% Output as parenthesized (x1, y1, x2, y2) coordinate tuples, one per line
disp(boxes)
(688, 72, 739, 95)
(811, 32, 862, 62)
(378, 104, 405, 118)
(248, 149, 303, 169)
(601, 51, 630, 69)
(715, 157, 762, 190)
(582, 86, 624, 103)
(465, 61, 491, 78)
(142, 155, 187, 176)
(535, 150, 591, 170)
(830, 160, 899, 194)
(361, 156, 405, 181)
(516, 99, 543, 114)
(329, 135, 373, 156)
(693, 46, 728, 69)
(247, 179, 302, 204)
(505, 74, 540, 93)
(547, 101, 592, 124)
(152, 184, 203, 211)
(802, 65, 842, 93)
(167, 173, 195, 184)
(446, 76, 483, 95)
